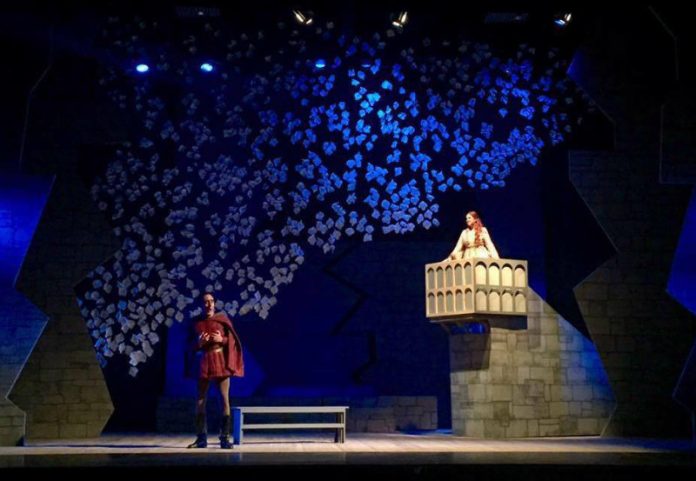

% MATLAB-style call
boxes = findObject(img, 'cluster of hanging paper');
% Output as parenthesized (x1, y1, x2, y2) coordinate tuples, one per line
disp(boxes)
(425, 258, 528, 320)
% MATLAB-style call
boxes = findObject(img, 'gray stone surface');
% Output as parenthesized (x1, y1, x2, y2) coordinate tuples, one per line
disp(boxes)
(9, 93, 123, 440)
(0, 401, 25, 446)
(450, 289, 615, 438)
(567, 8, 696, 438)
(570, 150, 694, 436)
(0, 288, 47, 445)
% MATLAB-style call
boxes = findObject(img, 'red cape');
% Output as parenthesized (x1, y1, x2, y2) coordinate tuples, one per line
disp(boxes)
(196, 312, 244, 377)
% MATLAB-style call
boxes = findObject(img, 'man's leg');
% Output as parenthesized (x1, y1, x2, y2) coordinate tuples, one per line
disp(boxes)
(217, 377, 232, 449)
(187, 378, 210, 448)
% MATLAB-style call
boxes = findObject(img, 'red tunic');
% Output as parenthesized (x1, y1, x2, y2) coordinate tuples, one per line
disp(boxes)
(192, 313, 244, 380)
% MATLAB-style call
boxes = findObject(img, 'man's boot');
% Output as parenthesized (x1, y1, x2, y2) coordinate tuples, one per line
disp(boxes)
(187, 413, 208, 448)
(219, 415, 233, 449)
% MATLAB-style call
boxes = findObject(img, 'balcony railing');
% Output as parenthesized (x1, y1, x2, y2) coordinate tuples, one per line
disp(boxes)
(425, 258, 528, 320)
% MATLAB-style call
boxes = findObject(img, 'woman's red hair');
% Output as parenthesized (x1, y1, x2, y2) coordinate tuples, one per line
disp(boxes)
(466, 211, 484, 247)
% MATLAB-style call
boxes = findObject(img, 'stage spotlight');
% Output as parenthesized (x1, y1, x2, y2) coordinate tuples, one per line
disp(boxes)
(200, 62, 214, 72)
(135, 63, 150, 73)
(314, 58, 326, 69)
(292, 9, 313, 26)
(554, 13, 572, 27)
(392, 11, 408, 30)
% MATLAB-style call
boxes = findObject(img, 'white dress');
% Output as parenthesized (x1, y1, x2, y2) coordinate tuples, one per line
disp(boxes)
(448, 227, 499, 259)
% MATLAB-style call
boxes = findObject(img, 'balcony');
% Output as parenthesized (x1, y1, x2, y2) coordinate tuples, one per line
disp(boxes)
(425, 258, 528, 329)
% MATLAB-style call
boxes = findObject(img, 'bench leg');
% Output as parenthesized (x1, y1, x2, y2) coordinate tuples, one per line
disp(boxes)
(334, 412, 339, 443)
(335, 411, 346, 443)
(233, 409, 243, 445)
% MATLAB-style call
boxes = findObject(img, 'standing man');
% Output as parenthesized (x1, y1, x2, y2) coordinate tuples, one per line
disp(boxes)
(187, 292, 244, 449)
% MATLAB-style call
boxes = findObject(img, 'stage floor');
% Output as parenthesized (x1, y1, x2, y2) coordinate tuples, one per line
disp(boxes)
(2, 432, 695, 478)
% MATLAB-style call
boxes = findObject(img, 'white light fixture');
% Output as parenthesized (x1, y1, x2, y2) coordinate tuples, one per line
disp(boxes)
(392, 11, 408, 29)
(554, 13, 572, 27)
(292, 9, 313, 26)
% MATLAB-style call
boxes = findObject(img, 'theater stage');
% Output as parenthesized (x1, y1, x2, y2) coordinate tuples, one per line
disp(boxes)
(1, 432, 695, 479)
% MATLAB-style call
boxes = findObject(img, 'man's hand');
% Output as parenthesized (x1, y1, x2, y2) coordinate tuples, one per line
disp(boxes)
(210, 331, 223, 343)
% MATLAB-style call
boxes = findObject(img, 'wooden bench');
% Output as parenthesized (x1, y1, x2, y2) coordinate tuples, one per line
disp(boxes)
(231, 406, 348, 445)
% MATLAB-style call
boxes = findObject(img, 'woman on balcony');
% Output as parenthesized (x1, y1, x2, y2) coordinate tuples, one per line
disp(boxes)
(446, 211, 499, 260)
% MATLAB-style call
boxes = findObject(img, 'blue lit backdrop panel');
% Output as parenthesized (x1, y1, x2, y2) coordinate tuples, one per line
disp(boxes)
(669, 189, 696, 315)
(0, 175, 53, 286)
(0, 174, 52, 405)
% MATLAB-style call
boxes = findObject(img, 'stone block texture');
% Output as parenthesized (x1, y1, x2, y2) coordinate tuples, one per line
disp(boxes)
(568, 7, 696, 437)
(8, 87, 125, 440)
(0, 288, 47, 445)
(450, 289, 615, 438)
